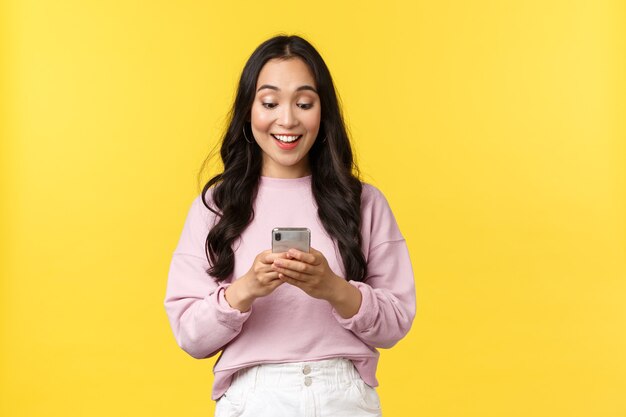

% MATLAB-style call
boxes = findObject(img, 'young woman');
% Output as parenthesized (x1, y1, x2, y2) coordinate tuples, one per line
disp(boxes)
(164, 34, 416, 417)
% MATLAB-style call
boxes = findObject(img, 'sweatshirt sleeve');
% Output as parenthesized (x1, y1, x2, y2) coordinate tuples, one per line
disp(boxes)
(163, 195, 251, 359)
(330, 185, 417, 349)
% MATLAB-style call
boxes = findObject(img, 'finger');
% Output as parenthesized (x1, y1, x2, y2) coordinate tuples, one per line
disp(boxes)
(309, 247, 326, 265)
(273, 265, 307, 282)
(259, 271, 280, 284)
(288, 248, 321, 265)
(273, 258, 311, 274)
(263, 251, 289, 264)
(255, 264, 277, 276)
(269, 277, 285, 290)
(278, 273, 304, 288)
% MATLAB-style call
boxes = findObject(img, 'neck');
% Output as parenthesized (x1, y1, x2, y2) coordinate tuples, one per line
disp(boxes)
(261, 159, 311, 179)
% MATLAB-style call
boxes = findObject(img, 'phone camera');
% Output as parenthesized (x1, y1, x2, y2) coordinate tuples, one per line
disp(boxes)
(275, 233, 282, 241)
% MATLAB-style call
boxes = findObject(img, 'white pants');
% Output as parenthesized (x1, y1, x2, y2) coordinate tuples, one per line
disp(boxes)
(214, 358, 382, 417)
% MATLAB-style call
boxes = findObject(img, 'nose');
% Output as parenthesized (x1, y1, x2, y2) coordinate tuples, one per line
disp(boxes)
(277, 104, 298, 128)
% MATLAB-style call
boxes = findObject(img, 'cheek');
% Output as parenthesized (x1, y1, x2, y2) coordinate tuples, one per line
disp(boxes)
(304, 110, 321, 133)
(250, 106, 273, 131)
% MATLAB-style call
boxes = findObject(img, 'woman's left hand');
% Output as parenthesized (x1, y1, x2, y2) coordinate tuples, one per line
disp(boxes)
(271, 247, 341, 301)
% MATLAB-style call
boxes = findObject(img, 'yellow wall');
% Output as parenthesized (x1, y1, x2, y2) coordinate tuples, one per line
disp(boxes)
(1, 1, 625, 416)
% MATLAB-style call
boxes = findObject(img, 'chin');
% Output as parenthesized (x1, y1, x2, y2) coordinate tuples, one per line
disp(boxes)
(276, 158, 303, 167)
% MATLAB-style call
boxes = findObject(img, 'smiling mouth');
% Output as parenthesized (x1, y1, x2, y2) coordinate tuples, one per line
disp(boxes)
(271, 134, 302, 143)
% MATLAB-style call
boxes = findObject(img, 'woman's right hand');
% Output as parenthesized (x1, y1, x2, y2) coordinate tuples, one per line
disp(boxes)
(224, 250, 287, 312)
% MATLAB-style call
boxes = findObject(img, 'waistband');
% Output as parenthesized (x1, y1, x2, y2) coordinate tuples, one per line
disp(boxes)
(228, 358, 362, 393)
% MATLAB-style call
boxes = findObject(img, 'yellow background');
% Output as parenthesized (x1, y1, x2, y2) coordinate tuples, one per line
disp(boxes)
(1, 0, 625, 416)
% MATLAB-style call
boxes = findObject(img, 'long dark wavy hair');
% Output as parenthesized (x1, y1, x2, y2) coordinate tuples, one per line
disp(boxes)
(199, 34, 367, 283)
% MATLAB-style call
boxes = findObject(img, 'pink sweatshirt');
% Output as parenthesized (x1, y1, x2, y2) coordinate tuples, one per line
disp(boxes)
(164, 175, 416, 400)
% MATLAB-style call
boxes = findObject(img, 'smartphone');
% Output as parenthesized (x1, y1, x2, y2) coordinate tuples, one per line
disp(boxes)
(271, 227, 311, 253)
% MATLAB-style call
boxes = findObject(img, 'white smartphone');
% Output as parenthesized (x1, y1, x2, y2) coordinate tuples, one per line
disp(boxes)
(271, 227, 311, 253)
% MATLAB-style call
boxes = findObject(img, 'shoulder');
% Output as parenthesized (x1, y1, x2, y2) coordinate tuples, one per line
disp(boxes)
(359, 181, 404, 247)
(361, 182, 385, 203)
(360, 182, 392, 214)
(185, 187, 219, 229)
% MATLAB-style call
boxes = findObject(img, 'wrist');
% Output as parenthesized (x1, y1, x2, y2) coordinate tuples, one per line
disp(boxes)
(326, 274, 347, 304)
(225, 276, 255, 312)
(328, 277, 362, 319)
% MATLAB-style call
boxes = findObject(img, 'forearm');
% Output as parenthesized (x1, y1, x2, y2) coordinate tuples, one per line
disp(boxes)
(341, 282, 414, 348)
(165, 287, 250, 360)
(224, 275, 256, 312)
(329, 242, 416, 348)
(327, 276, 363, 319)
(164, 254, 252, 359)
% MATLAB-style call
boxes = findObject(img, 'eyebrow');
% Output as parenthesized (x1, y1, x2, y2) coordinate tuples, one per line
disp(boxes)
(256, 84, 318, 94)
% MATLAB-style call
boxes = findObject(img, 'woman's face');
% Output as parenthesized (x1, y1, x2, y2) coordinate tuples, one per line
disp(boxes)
(250, 57, 321, 178)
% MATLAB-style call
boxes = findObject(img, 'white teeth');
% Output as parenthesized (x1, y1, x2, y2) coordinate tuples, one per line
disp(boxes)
(273, 134, 301, 143)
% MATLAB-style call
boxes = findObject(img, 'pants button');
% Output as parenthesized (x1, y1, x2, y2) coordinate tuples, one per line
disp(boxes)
(302, 365, 311, 375)
(304, 376, 312, 386)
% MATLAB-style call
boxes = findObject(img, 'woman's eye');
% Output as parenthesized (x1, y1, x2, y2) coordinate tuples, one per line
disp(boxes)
(262, 102, 313, 110)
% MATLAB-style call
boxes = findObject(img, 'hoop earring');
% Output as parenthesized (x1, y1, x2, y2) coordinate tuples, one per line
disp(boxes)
(242, 123, 254, 144)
